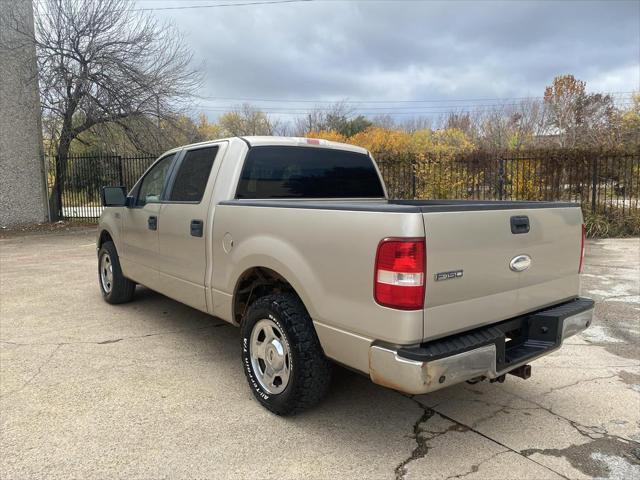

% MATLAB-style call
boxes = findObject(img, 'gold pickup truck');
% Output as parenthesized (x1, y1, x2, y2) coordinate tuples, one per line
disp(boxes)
(98, 136, 593, 415)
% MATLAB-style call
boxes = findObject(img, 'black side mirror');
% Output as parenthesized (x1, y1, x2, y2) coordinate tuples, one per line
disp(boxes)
(101, 186, 127, 207)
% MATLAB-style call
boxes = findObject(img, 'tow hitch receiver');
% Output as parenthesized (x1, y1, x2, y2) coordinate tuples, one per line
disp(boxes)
(508, 364, 532, 379)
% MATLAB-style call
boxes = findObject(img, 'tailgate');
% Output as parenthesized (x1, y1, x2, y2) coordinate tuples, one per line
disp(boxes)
(422, 206, 583, 341)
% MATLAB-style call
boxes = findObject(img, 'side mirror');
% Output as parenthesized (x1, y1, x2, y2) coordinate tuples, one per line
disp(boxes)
(101, 186, 127, 207)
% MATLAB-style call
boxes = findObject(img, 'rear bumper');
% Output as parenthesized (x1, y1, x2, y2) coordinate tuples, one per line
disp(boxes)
(369, 297, 594, 395)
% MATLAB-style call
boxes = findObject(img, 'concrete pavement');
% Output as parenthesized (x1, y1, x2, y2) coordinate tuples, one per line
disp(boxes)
(1, 231, 638, 479)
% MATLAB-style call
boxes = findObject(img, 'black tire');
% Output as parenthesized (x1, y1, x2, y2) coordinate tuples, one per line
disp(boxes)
(240, 293, 332, 415)
(98, 241, 135, 304)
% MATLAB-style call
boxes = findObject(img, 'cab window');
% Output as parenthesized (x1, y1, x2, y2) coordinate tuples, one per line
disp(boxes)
(168, 146, 218, 202)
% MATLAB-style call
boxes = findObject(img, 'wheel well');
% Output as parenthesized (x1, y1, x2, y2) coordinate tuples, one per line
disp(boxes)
(233, 267, 299, 324)
(98, 230, 113, 249)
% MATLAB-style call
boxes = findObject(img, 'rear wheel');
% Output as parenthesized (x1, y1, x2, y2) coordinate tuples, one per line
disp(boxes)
(241, 293, 332, 415)
(98, 241, 135, 304)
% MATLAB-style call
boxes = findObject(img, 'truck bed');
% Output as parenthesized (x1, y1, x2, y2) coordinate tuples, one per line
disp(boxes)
(218, 198, 583, 343)
(219, 199, 579, 212)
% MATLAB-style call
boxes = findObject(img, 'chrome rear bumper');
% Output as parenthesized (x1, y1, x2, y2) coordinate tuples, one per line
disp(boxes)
(369, 298, 594, 395)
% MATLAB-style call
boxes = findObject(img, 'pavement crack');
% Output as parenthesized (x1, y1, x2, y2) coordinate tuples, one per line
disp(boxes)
(503, 386, 640, 446)
(414, 398, 571, 480)
(444, 450, 510, 479)
(0, 323, 229, 348)
(394, 400, 436, 480)
(96, 338, 123, 344)
(541, 374, 619, 395)
(0, 344, 62, 399)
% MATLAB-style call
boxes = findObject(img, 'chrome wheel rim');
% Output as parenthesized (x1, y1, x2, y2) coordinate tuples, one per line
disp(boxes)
(100, 252, 113, 294)
(250, 319, 291, 394)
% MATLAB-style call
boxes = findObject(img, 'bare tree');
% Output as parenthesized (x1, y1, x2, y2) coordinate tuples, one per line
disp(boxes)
(7, 0, 201, 218)
(292, 101, 363, 136)
(400, 116, 432, 133)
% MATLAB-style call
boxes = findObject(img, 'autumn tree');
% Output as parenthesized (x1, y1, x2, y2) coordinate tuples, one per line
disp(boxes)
(6, 0, 202, 218)
(218, 104, 281, 136)
(543, 74, 615, 147)
(618, 93, 640, 147)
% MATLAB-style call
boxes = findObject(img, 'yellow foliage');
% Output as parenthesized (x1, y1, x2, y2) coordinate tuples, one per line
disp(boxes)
(197, 113, 222, 140)
(305, 130, 348, 143)
(304, 126, 478, 199)
(349, 127, 412, 159)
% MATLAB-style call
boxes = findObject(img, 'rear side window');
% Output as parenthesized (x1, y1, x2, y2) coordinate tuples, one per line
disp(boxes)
(236, 146, 384, 199)
(169, 146, 218, 202)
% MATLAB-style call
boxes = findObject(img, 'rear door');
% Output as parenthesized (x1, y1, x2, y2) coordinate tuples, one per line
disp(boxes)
(155, 144, 224, 312)
(422, 206, 583, 341)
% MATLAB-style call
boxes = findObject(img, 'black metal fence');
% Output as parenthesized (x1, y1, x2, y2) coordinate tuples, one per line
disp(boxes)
(48, 149, 639, 222)
(47, 154, 156, 220)
(378, 150, 639, 216)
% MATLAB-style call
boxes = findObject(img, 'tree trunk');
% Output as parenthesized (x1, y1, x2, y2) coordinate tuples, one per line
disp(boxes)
(48, 136, 72, 221)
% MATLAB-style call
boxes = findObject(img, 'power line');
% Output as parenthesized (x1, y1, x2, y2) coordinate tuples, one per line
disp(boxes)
(194, 101, 635, 116)
(131, 0, 313, 11)
(194, 97, 635, 111)
(198, 91, 636, 104)
(200, 96, 635, 110)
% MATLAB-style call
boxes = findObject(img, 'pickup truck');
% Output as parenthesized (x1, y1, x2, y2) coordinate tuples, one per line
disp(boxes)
(98, 136, 594, 415)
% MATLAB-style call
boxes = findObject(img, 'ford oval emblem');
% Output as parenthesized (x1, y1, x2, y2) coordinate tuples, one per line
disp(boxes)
(510, 254, 531, 272)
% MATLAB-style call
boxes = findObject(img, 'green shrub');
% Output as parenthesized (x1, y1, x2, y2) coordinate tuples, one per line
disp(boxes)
(584, 208, 640, 238)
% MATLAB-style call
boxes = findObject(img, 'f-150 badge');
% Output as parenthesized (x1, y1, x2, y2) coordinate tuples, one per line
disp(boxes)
(435, 270, 463, 281)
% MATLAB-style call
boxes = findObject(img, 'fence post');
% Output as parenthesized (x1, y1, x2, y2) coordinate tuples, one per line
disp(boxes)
(591, 155, 598, 212)
(497, 157, 505, 200)
(117, 155, 124, 186)
(411, 160, 416, 199)
(54, 155, 63, 219)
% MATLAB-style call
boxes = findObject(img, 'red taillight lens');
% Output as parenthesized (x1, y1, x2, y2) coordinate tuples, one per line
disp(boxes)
(579, 223, 586, 273)
(374, 238, 425, 310)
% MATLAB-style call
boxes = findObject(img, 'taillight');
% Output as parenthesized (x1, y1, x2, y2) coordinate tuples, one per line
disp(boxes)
(579, 223, 586, 273)
(374, 238, 425, 310)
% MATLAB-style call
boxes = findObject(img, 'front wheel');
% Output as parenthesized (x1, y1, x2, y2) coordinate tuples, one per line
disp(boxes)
(98, 241, 135, 304)
(241, 294, 332, 415)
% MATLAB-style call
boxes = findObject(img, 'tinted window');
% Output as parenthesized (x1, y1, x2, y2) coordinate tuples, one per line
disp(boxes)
(236, 146, 384, 199)
(169, 146, 218, 202)
(137, 154, 175, 206)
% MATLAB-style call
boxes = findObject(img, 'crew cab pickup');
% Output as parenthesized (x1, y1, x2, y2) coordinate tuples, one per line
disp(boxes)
(98, 136, 593, 415)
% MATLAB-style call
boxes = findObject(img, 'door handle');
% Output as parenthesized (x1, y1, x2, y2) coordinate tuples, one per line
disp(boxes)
(148, 215, 158, 231)
(510, 215, 530, 234)
(190, 219, 203, 237)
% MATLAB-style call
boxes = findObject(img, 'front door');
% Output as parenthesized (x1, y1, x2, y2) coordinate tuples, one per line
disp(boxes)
(155, 145, 222, 312)
(120, 152, 177, 288)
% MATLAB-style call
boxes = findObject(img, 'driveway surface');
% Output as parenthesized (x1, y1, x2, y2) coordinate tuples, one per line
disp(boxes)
(1, 230, 639, 479)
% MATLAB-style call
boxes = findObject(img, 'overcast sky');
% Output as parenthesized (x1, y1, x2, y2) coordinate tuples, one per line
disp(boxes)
(143, 0, 639, 120)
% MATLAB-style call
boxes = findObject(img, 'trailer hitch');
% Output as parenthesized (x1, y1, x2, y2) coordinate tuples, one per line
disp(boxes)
(508, 364, 532, 380)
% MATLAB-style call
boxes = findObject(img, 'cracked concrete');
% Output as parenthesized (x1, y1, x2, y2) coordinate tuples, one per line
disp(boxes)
(1, 231, 639, 479)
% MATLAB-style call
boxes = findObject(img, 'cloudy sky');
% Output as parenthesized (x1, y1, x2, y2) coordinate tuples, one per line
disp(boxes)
(140, 0, 639, 120)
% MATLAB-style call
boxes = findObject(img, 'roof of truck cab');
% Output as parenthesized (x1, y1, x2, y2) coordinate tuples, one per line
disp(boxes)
(164, 136, 369, 156)
(240, 136, 369, 154)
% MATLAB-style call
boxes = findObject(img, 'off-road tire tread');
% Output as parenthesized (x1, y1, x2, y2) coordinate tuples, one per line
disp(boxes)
(99, 241, 135, 304)
(242, 293, 332, 415)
